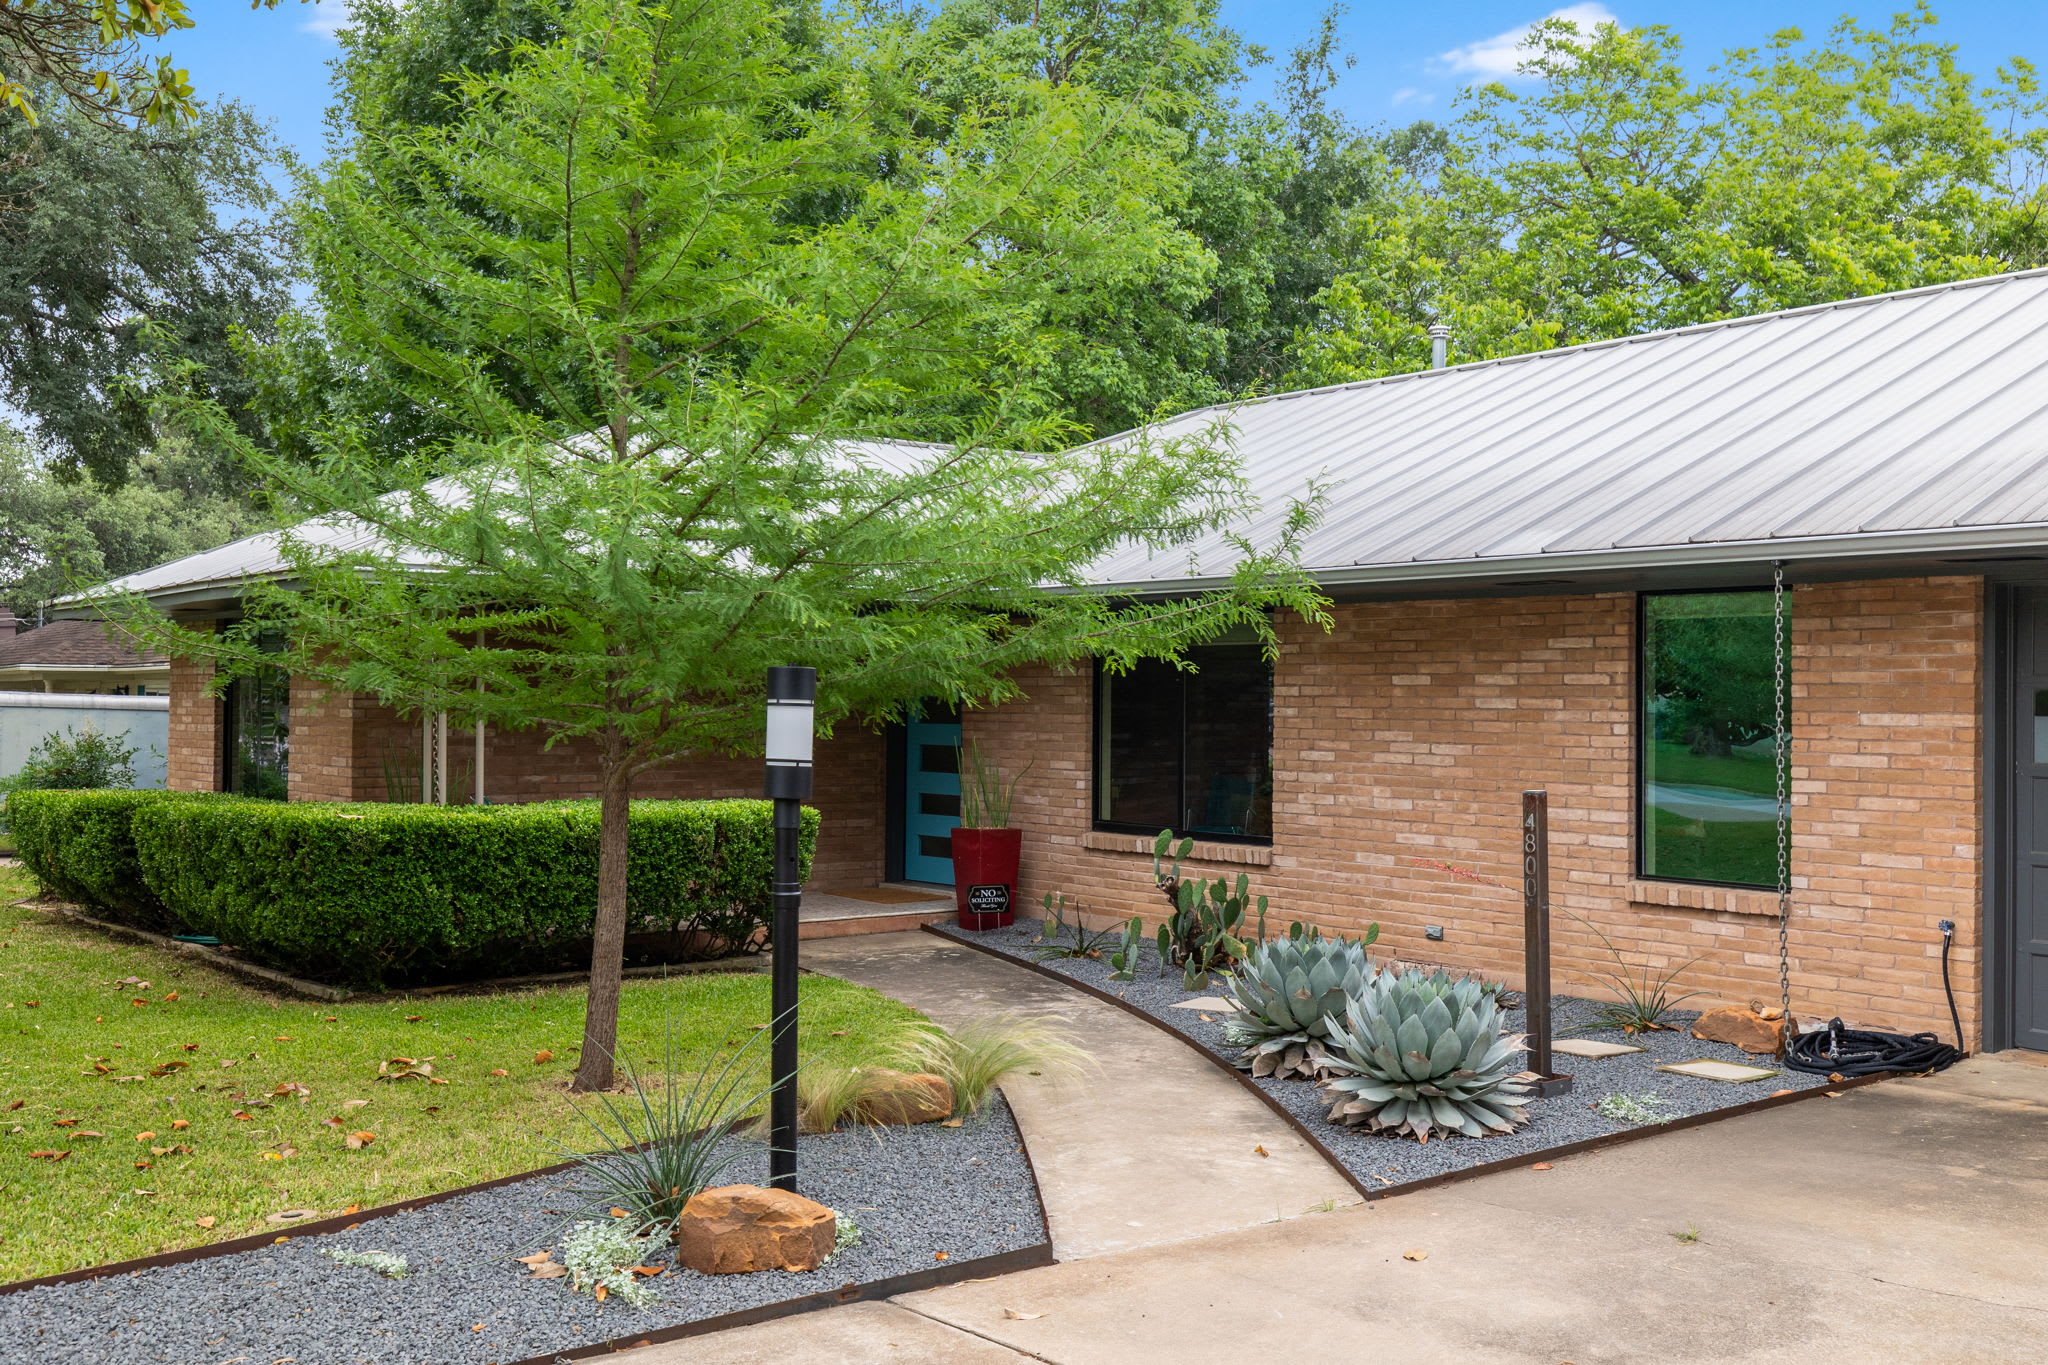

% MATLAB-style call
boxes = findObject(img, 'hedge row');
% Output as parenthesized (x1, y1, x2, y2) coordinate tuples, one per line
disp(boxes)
(7, 789, 818, 988)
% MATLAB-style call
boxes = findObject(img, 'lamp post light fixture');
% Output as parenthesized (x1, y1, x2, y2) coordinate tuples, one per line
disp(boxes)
(764, 665, 816, 1192)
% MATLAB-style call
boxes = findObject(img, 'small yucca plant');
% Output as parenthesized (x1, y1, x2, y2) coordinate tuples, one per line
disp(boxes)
(1566, 913, 1704, 1035)
(1318, 969, 1531, 1142)
(560, 1013, 779, 1232)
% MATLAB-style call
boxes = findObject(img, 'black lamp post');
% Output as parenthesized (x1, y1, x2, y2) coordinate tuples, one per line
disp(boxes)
(764, 665, 815, 1192)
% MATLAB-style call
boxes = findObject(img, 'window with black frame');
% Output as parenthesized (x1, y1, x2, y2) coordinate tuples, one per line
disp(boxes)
(1639, 591, 1788, 887)
(223, 631, 290, 800)
(1094, 631, 1272, 842)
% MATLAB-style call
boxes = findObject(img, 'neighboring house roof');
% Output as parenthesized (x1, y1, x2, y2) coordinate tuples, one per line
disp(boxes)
(0, 620, 167, 671)
(65, 270, 2048, 610)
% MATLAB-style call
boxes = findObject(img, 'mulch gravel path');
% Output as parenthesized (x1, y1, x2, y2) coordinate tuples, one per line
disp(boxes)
(937, 919, 1829, 1190)
(1, 1098, 1044, 1365)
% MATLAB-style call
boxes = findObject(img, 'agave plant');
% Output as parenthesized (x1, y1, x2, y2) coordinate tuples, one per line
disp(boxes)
(1317, 969, 1532, 1142)
(1220, 933, 1375, 1080)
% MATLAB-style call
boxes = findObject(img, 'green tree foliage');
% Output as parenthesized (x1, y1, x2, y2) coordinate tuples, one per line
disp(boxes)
(0, 96, 298, 481)
(1287, 5, 2048, 387)
(0, 0, 298, 127)
(120, 0, 1325, 1091)
(0, 426, 271, 620)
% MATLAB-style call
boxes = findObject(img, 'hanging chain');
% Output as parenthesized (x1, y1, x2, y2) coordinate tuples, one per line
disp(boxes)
(1773, 560, 1792, 1016)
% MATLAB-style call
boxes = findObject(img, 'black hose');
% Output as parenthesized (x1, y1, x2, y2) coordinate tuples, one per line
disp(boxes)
(1784, 924, 1965, 1077)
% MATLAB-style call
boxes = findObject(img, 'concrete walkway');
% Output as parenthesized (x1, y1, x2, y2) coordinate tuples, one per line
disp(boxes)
(796, 931, 1358, 1258)
(624, 1051, 2048, 1364)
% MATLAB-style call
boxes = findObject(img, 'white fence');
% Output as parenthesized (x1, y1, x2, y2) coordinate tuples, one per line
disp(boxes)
(0, 691, 169, 788)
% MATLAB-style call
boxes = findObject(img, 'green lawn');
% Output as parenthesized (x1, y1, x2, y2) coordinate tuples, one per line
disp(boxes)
(0, 864, 923, 1281)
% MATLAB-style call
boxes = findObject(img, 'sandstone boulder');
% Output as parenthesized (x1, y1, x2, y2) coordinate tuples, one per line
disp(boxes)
(673, 1185, 836, 1274)
(1691, 1003, 1795, 1056)
(854, 1069, 954, 1126)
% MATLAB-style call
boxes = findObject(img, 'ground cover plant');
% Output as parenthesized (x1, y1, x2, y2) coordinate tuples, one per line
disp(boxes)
(0, 864, 921, 1281)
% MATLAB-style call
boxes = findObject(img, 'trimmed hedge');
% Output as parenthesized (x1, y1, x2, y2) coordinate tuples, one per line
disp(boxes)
(13, 789, 818, 988)
(5, 788, 227, 931)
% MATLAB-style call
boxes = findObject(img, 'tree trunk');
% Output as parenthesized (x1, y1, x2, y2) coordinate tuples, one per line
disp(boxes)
(572, 753, 634, 1093)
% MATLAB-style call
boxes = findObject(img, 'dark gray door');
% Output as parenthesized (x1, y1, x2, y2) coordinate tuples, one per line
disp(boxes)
(2012, 587, 2048, 1050)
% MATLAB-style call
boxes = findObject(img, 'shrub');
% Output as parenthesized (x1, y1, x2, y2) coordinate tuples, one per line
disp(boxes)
(0, 724, 139, 805)
(5, 788, 224, 929)
(127, 796, 818, 986)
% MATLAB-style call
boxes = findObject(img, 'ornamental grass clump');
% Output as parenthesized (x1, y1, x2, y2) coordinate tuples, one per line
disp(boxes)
(1317, 968, 1531, 1142)
(1221, 932, 1376, 1081)
(898, 1015, 1092, 1116)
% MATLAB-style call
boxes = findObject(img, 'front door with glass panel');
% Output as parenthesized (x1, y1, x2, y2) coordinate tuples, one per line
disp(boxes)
(902, 705, 961, 883)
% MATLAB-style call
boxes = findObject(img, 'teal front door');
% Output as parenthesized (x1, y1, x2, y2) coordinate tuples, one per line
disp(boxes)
(903, 707, 961, 883)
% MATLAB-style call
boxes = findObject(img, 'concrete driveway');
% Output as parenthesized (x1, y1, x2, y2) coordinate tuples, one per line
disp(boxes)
(620, 1052, 2048, 1364)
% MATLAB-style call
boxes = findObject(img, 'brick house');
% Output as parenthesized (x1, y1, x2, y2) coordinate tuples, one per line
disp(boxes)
(71, 269, 2048, 1052)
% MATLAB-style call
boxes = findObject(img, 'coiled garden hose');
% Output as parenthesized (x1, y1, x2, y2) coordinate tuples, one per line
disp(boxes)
(1783, 921, 1965, 1077)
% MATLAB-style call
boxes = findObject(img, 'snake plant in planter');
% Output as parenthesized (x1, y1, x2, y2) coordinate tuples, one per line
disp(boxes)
(1220, 932, 1376, 1080)
(1317, 969, 1532, 1141)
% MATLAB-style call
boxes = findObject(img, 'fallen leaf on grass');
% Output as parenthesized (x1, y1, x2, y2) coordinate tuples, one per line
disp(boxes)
(344, 1131, 377, 1150)
(4, 1100, 21, 1111)
(1402, 1250, 1428, 1262)
(378, 1058, 434, 1082)
(322, 1116, 345, 1129)
(195, 1216, 217, 1229)
(171, 1119, 189, 1130)
(489, 1069, 508, 1077)
(163, 992, 179, 1003)
(232, 1111, 254, 1121)
(182, 1043, 199, 1052)
(274, 1036, 295, 1043)
(134, 1161, 152, 1170)
(27, 1150, 68, 1161)
(136, 1131, 156, 1142)
(1002, 1308, 1045, 1321)
(53, 1118, 78, 1128)
(827, 1030, 848, 1037)
(75, 1130, 103, 1139)
(150, 1062, 189, 1078)
(343, 1099, 370, 1110)
(533, 1050, 554, 1065)
(273, 1082, 312, 1100)
(131, 999, 148, 1008)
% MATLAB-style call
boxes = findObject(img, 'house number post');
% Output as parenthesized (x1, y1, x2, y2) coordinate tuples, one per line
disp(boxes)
(1522, 790, 1572, 1097)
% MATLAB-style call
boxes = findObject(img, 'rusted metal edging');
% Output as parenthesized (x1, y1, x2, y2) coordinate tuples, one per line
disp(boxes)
(924, 922, 1891, 1206)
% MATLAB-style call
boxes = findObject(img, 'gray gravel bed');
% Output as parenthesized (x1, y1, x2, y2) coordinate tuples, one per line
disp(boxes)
(941, 919, 1829, 1189)
(1, 1098, 1043, 1365)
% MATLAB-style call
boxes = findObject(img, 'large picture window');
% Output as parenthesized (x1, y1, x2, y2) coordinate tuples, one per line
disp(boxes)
(1639, 591, 1788, 887)
(223, 631, 290, 800)
(1094, 632, 1272, 842)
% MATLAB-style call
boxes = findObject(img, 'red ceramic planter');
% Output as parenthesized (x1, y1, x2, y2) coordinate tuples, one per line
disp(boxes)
(949, 827, 1022, 930)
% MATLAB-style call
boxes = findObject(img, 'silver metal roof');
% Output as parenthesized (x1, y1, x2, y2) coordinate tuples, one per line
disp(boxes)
(1089, 266, 2048, 592)
(76, 271, 2048, 611)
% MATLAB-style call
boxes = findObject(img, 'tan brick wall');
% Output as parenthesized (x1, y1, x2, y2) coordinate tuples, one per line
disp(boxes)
(969, 576, 1984, 1046)
(164, 624, 220, 792)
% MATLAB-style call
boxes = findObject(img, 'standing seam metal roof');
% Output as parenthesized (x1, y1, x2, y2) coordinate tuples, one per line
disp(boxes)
(1086, 266, 2048, 588)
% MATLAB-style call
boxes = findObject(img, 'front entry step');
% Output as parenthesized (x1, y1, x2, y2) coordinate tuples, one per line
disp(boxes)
(799, 886, 953, 940)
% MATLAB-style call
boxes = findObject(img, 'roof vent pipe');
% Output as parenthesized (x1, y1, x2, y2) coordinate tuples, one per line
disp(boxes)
(1427, 323, 1451, 370)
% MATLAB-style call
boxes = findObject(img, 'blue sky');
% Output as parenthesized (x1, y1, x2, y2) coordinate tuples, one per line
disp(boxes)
(166, 1, 2048, 161)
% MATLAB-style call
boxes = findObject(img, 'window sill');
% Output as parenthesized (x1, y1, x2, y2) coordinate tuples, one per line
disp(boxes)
(1627, 879, 1782, 917)
(1081, 830, 1272, 867)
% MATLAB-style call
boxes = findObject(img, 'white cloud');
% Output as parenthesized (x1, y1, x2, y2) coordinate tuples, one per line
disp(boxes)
(303, 0, 404, 42)
(1390, 87, 1436, 108)
(1432, 4, 1619, 83)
